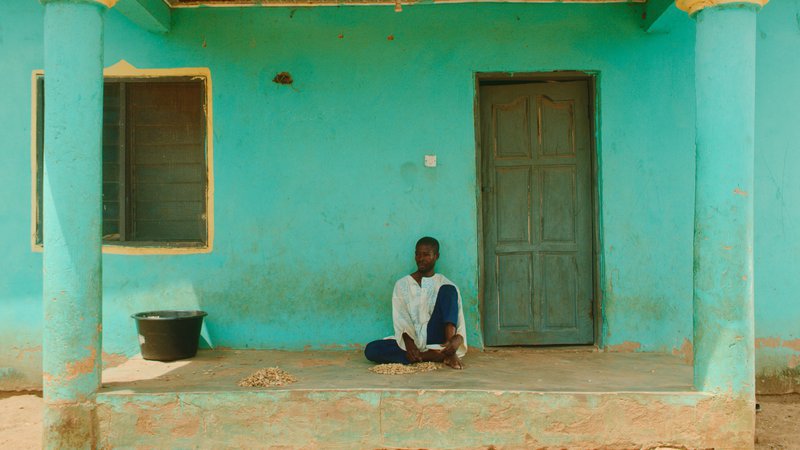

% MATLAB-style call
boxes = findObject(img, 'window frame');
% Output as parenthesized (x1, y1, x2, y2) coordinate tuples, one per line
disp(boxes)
(30, 62, 215, 255)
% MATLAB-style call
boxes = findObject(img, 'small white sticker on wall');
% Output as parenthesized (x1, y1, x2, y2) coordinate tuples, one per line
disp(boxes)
(424, 154, 437, 167)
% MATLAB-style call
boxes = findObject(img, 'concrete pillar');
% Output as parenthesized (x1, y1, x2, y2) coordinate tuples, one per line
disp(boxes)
(676, 0, 766, 397)
(41, 0, 112, 448)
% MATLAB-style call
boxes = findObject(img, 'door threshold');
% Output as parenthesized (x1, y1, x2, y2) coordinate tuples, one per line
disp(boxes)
(482, 345, 599, 353)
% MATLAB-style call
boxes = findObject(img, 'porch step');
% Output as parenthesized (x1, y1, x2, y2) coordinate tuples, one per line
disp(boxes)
(95, 349, 753, 448)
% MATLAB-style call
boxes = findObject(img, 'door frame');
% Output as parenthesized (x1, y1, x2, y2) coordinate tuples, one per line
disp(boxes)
(473, 71, 602, 348)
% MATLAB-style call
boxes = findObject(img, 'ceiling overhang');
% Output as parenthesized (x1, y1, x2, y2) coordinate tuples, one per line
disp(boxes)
(116, 0, 171, 32)
(166, 0, 645, 7)
(115, 0, 659, 35)
(643, 0, 675, 31)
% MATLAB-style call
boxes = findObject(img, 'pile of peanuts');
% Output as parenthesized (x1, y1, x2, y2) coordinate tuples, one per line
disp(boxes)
(369, 362, 441, 375)
(238, 367, 297, 387)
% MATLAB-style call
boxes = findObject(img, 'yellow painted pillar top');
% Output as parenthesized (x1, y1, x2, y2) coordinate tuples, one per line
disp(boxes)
(676, 0, 768, 15)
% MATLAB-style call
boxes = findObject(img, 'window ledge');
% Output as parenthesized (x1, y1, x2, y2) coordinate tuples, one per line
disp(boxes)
(32, 242, 212, 255)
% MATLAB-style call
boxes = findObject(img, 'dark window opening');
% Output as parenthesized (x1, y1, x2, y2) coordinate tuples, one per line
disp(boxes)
(35, 77, 208, 247)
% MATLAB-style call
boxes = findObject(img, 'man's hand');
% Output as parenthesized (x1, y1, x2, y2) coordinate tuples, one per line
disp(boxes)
(441, 334, 463, 357)
(402, 333, 423, 363)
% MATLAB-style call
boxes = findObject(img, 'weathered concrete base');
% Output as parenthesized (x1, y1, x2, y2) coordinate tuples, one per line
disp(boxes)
(0, 367, 36, 391)
(96, 390, 752, 449)
(43, 401, 96, 450)
(93, 349, 754, 448)
(757, 367, 800, 394)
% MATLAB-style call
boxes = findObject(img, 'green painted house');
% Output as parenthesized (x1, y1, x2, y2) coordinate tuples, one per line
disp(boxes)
(0, 0, 798, 447)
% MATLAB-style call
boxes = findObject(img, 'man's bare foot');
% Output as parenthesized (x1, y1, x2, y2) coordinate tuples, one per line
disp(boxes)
(420, 349, 445, 362)
(444, 354, 463, 369)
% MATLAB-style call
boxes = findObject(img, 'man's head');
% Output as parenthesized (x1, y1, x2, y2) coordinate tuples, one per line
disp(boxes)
(415, 236, 440, 275)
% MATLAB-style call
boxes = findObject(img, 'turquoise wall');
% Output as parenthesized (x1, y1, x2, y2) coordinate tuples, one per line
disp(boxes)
(0, 0, 794, 391)
(754, 0, 800, 392)
(0, 1, 47, 389)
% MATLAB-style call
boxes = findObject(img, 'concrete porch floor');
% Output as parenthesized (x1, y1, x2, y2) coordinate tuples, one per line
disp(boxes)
(96, 349, 752, 449)
(102, 348, 693, 393)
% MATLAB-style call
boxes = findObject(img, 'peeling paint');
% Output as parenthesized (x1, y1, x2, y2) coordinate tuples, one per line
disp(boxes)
(170, 414, 201, 438)
(756, 337, 782, 348)
(606, 341, 642, 352)
(95, 390, 754, 448)
(43, 401, 96, 449)
(101, 351, 128, 370)
(1, 0, 799, 407)
(756, 336, 800, 351)
(783, 338, 800, 352)
(15, 345, 42, 361)
(671, 338, 693, 364)
(134, 413, 157, 436)
(473, 405, 523, 434)
(64, 348, 97, 381)
(272, 71, 293, 85)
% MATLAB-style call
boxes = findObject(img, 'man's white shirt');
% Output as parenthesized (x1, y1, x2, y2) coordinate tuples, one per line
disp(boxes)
(390, 273, 468, 358)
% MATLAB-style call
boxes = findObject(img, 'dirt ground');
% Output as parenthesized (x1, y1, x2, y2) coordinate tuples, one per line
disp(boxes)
(0, 391, 41, 450)
(0, 392, 797, 449)
(754, 394, 800, 450)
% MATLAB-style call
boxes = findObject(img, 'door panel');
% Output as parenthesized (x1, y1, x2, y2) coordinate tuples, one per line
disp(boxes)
(495, 97, 532, 159)
(481, 80, 594, 346)
(539, 96, 576, 157)
(495, 167, 531, 244)
(542, 253, 578, 329)
(540, 166, 577, 243)
(497, 253, 533, 330)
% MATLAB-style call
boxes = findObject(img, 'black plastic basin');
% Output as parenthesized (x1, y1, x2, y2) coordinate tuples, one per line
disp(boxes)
(132, 310, 208, 361)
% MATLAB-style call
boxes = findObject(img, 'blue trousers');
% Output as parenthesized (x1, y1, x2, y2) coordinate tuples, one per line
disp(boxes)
(364, 284, 458, 364)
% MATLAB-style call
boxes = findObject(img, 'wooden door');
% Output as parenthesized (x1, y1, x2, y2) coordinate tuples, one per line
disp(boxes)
(480, 80, 594, 346)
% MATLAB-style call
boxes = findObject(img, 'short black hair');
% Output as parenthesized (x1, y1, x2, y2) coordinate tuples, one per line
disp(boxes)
(416, 236, 440, 254)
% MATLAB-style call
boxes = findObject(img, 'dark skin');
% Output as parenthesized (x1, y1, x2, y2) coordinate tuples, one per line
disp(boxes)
(402, 243, 464, 370)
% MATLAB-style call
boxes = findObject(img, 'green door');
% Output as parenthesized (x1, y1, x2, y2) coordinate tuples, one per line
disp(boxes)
(480, 80, 594, 346)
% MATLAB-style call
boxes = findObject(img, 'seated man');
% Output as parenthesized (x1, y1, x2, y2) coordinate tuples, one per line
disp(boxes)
(365, 236, 467, 369)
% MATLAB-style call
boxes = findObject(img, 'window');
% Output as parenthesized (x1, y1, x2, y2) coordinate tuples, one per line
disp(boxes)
(34, 77, 209, 248)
